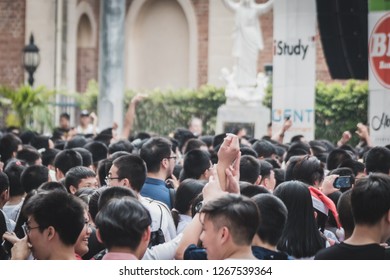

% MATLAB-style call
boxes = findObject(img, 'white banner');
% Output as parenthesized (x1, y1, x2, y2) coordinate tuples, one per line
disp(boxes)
(272, 0, 317, 142)
(369, 9, 390, 146)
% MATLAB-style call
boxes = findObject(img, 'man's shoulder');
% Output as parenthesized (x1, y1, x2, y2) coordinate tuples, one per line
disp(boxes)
(315, 242, 385, 260)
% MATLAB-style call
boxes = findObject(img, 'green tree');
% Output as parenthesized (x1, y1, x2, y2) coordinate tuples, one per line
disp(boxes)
(0, 85, 56, 132)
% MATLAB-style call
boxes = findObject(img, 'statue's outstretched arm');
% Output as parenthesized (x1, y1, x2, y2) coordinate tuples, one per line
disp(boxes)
(221, 0, 240, 12)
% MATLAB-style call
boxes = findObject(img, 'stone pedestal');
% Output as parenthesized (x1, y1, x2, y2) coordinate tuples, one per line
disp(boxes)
(216, 103, 270, 139)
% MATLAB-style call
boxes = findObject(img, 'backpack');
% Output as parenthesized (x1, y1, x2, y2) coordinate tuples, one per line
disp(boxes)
(148, 203, 165, 248)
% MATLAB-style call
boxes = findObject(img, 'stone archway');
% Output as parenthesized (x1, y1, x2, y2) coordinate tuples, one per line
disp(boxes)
(126, 0, 198, 90)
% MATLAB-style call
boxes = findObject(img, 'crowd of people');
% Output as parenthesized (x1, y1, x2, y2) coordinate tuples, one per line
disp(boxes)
(1, 96, 390, 260)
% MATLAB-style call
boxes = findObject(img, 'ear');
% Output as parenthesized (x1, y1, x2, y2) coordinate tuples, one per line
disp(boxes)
(220, 226, 230, 244)
(255, 175, 262, 186)
(313, 210, 318, 220)
(55, 168, 64, 180)
(161, 158, 169, 169)
(121, 178, 133, 190)
(47, 226, 56, 241)
(69, 185, 77, 194)
(96, 229, 104, 244)
(143, 226, 151, 244)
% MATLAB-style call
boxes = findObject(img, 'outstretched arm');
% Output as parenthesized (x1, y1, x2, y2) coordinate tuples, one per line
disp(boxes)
(254, 0, 274, 15)
(121, 93, 147, 140)
(221, 0, 240, 12)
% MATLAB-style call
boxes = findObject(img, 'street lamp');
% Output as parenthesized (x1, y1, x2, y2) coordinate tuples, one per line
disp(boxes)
(23, 33, 40, 87)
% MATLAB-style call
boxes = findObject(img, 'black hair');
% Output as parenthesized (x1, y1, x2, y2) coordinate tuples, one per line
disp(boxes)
(65, 166, 96, 193)
(41, 148, 60, 167)
(97, 186, 137, 211)
(64, 136, 88, 149)
(108, 140, 134, 155)
(181, 149, 211, 181)
(72, 147, 93, 168)
(326, 148, 353, 171)
(21, 165, 49, 193)
(140, 137, 172, 173)
(352, 173, 390, 225)
(4, 162, 25, 196)
(0, 172, 10, 194)
(252, 193, 288, 246)
(239, 155, 260, 184)
(95, 197, 151, 251)
(38, 181, 67, 193)
(83, 141, 108, 166)
(16, 145, 41, 166)
(365, 146, 390, 175)
(112, 154, 147, 192)
(274, 180, 325, 258)
(0, 133, 22, 164)
(200, 194, 260, 246)
(252, 140, 275, 158)
(53, 149, 83, 175)
(23, 190, 85, 246)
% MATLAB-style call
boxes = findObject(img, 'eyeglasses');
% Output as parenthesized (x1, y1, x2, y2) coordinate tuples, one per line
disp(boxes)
(105, 175, 122, 185)
(22, 222, 40, 235)
(84, 221, 93, 230)
(166, 156, 177, 160)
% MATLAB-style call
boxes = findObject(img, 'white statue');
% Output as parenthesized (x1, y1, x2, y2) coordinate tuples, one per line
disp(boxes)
(222, 0, 274, 87)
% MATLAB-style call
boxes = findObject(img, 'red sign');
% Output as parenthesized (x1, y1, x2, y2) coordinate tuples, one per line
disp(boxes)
(369, 13, 390, 89)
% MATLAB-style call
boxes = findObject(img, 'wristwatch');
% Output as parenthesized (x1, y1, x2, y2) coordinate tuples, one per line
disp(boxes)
(194, 201, 204, 213)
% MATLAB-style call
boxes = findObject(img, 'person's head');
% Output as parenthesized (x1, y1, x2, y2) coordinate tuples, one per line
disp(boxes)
(96, 158, 113, 187)
(251, 140, 276, 159)
(108, 154, 147, 192)
(337, 189, 354, 240)
(188, 117, 203, 136)
(21, 165, 49, 194)
(172, 179, 205, 228)
(326, 148, 353, 171)
(108, 140, 134, 155)
(181, 149, 212, 181)
(0, 172, 10, 207)
(273, 180, 325, 259)
(140, 137, 175, 178)
(16, 145, 42, 166)
(259, 160, 276, 192)
(59, 113, 70, 129)
(83, 141, 108, 170)
(4, 161, 26, 197)
(95, 197, 151, 258)
(72, 148, 93, 168)
(273, 168, 285, 188)
(0, 133, 22, 165)
(240, 146, 258, 158)
(239, 155, 261, 185)
(65, 166, 98, 194)
(79, 110, 91, 127)
(74, 201, 92, 258)
(284, 141, 311, 163)
(286, 155, 325, 188)
(53, 149, 83, 180)
(41, 148, 60, 168)
(183, 138, 207, 154)
(22, 190, 85, 260)
(38, 181, 67, 193)
(64, 136, 88, 149)
(365, 146, 390, 175)
(351, 173, 390, 240)
(252, 193, 288, 247)
(239, 182, 270, 198)
(338, 159, 365, 179)
(199, 194, 260, 260)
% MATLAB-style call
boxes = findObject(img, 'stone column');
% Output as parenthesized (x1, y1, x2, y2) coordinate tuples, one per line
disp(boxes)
(98, 0, 125, 132)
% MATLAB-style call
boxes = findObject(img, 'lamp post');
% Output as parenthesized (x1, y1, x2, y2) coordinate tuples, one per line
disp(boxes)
(23, 33, 40, 87)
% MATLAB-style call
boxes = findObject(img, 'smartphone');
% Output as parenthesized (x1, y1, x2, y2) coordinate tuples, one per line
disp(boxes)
(333, 176, 352, 189)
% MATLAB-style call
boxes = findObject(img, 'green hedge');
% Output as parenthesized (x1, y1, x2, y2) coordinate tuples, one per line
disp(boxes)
(77, 81, 226, 136)
(128, 85, 226, 136)
(78, 79, 368, 144)
(263, 80, 368, 145)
